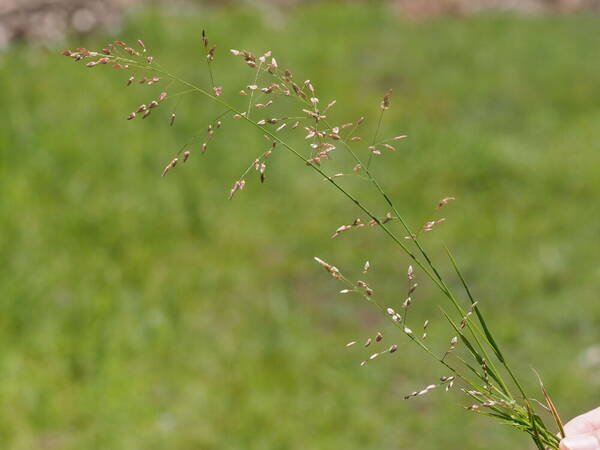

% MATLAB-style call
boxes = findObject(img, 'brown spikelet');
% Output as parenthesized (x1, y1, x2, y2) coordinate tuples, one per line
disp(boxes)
(381, 89, 392, 110)
(202, 30, 208, 49)
(162, 158, 178, 177)
(436, 197, 456, 209)
(228, 180, 246, 199)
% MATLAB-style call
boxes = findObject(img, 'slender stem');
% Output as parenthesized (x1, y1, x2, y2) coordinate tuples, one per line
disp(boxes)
(366, 108, 384, 169)
(206, 61, 215, 89)
(246, 61, 263, 119)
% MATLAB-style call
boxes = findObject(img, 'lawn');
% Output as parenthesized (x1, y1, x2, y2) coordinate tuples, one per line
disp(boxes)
(1, 3, 599, 449)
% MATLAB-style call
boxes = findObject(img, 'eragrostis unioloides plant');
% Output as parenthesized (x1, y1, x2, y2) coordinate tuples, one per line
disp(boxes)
(62, 33, 566, 449)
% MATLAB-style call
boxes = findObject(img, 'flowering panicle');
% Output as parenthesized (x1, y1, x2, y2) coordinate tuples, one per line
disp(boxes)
(63, 35, 564, 450)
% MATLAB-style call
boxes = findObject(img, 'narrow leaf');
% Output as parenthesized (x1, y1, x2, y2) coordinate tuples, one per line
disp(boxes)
(444, 245, 505, 363)
(533, 368, 565, 439)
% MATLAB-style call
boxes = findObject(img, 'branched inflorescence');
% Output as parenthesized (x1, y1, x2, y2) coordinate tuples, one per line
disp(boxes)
(63, 34, 564, 450)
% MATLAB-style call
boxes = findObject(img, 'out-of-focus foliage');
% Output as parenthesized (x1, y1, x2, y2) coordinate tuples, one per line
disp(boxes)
(2, 0, 600, 48)
(0, 3, 599, 449)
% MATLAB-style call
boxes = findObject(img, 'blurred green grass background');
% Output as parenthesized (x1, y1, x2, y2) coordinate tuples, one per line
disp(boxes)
(1, 2, 600, 449)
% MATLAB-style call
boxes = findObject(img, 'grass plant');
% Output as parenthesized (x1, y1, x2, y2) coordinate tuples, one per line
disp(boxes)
(61, 20, 575, 448)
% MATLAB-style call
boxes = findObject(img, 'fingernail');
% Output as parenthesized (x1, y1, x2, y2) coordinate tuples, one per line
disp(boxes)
(561, 434, 600, 450)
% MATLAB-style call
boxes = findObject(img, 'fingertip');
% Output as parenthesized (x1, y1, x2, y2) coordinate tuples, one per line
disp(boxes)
(560, 433, 600, 450)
